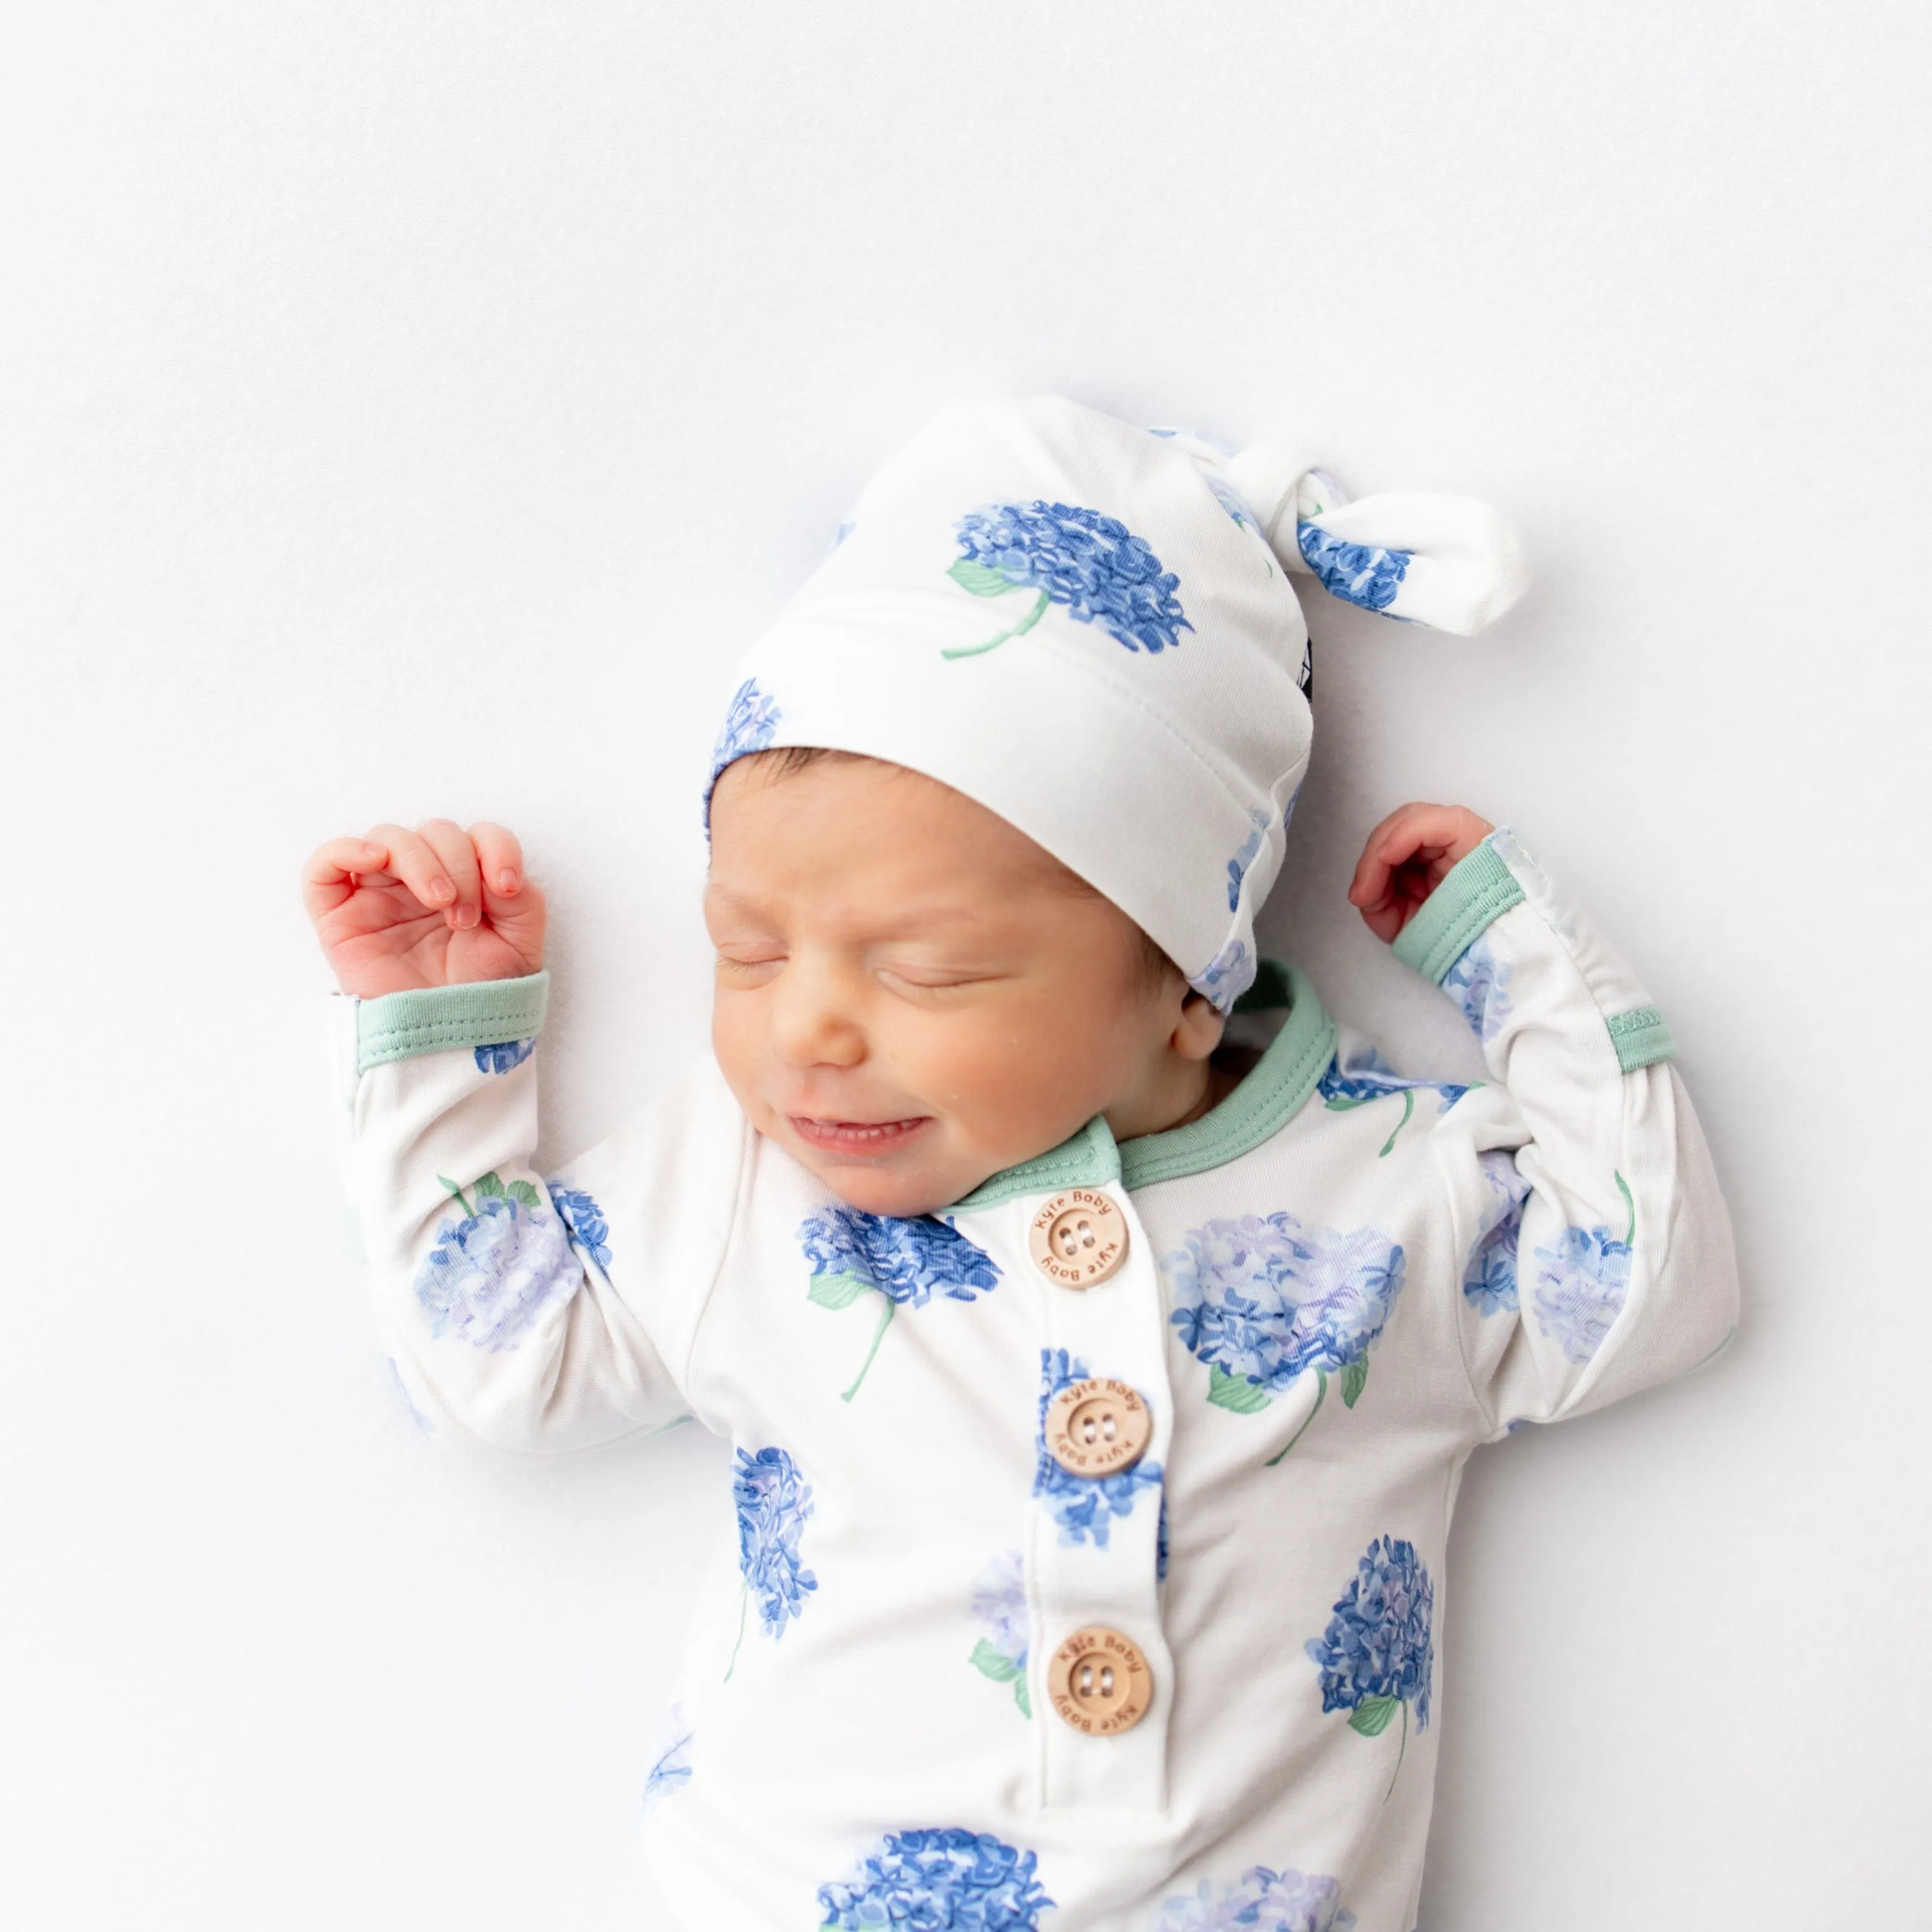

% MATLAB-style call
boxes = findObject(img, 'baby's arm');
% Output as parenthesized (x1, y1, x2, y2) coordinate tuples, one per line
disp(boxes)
(1355, 805, 1739, 1433)
(305, 822, 739, 1452)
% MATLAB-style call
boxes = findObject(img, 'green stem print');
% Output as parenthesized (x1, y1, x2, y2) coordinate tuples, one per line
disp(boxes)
(840, 1295, 897, 1403)
(1378, 1089, 1415, 1159)
(724, 1580, 749, 1682)
(436, 1174, 474, 1215)
(1387, 1699, 1408, 1803)
(942, 580, 1052, 659)
(1267, 1369, 1327, 1465)
(1615, 1170, 1636, 1244)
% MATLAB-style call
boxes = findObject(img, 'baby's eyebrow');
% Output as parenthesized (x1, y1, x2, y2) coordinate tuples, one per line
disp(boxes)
(704, 880, 1010, 937)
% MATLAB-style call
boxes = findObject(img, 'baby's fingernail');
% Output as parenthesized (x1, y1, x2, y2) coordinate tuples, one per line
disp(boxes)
(430, 877, 455, 902)
(456, 904, 480, 929)
(497, 869, 518, 892)
(359, 843, 384, 862)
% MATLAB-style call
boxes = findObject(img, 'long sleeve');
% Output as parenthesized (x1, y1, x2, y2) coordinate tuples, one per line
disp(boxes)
(330, 971, 748, 1454)
(1400, 829, 1739, 1437)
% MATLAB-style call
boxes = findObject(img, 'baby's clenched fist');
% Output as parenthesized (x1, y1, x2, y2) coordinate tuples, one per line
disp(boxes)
(301, 819, 546, 998)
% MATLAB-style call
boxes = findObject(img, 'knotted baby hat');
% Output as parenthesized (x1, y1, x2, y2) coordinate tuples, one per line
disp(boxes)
(706, 394, 1528, 1010)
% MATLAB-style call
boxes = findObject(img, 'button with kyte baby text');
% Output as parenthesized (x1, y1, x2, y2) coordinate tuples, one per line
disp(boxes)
(1047, 1625, 1152, 1736)
(1027, 1190, 1128, 1288)
(1043, 1378, 1151, 1478)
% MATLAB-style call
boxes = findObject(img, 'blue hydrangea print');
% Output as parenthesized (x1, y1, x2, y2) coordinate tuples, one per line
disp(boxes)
(1155, 1868, 1357, 1932)
(1442, 933, 1513, 1043)
(703, 676, 782, 829)
(1296, 523, 1411, 613)
(1191, 936, 1256, 1013)
(943, 500, 1192, 659)
(1034, 1350, 1162, 1549)
(1318, 1044, 1472, 1157)
(641, 1706, 692, 1817)
(1206, 475, 1271, 569)
(413, 1171, 578, 1351)
(968, 1550, 1031, 1718)
(725, 1444, 817, 1679)
(819, 1828, 1054, 1931)
(799, 1206, 1001, 1400)
(1463, 1151, 1530, 1317)
(1166, 1213, 1405, 1459)
(473, 1037, 534, 1075)
(1305, 1535, 1435, 1799)
(545, 1184, 612, 1271)
(386, 1358, 435, 1437)
(1226, 806, 1274, 913)
(1532, 1224, 1631, 1363)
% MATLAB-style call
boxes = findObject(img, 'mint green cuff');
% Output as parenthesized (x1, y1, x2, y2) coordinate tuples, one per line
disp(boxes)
(1391, 840, 1526, 985)
(1605, 1004, 1676, 1071)
(355, 971, 550, 1074)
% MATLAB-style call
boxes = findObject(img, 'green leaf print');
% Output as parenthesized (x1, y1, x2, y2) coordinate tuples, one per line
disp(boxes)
(947, 558, 1019, 597)
(1340, 1359, 1369, 1408)
(1208, 1365, 1272, 1414)
(473, 1171, 506, 1199)
(506, 1179, 541, 1210)
(1349, 1694, 1400, 1738)
(807, 1273, 874, 1311)
(970, 1640, 1020, 1683)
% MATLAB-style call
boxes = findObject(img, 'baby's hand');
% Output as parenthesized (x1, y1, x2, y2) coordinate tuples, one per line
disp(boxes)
(301, 820, 546, 998)
(1348, 802, 1495, 943)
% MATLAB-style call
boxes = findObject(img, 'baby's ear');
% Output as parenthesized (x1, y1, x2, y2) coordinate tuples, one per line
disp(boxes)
(1175, 987, 1229, 1061)
(1223, 450, 1531, 636)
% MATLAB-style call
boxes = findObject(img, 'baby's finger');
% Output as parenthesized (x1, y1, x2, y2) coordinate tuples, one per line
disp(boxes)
(366, 823, 458, 913)
(301, 836, 390, 918)
(468, 821, 525, 899)
(417, 819, 484, 929)
(1349, 803, 1441, 905)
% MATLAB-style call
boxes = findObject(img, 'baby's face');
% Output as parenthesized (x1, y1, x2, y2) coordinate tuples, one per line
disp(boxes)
(705, 753, 1212, 1218)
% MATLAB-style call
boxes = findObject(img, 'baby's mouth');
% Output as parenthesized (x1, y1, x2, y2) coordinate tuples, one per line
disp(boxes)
(788, 1114, 932, 1155)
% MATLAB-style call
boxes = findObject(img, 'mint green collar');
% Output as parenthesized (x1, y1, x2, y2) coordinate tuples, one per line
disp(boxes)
(947, 960, 1337, 1211)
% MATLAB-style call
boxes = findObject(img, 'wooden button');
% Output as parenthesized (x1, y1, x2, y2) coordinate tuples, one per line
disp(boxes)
(1027, 1189, 1129, 1289)
(1043, 1379, 1151, 1478)
(1046, 1625, 1153, 1736)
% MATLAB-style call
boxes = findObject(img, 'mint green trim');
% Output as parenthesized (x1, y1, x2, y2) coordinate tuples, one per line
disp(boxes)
(1390, 840, 1525, 985)
(947, 1113, 1121, 1214)
(1605, 1005, 1676, 1072)
(355, 971, 550, 1074)
(1122, 963, 1336, 1191)
(947, 961, 1337, 1211)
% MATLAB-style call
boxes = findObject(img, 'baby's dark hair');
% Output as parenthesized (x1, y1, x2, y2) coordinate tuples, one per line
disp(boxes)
(730, 746, 1179, 994)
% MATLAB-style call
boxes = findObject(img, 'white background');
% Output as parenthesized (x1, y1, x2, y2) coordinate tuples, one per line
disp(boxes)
(5, 5, 1927, 1927)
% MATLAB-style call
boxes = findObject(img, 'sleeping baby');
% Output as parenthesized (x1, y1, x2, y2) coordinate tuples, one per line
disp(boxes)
(304, 395, 1738, 1931)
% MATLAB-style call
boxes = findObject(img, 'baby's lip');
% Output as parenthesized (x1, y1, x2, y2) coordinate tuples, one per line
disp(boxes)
(787, 1113, 933, 1157)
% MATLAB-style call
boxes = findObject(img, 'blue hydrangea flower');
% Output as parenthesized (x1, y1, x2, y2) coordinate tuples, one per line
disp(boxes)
(1034, 1350, 1162, 1549)
(799, 1206, 1003, 1399)
(1306, 1535, 1434, 1796)
(944, 500, 1191, 658)
(703, 677, 782, 829)
(413, 1184, 578, 1351)
(1207, 473, 1264, 544)
(473, 1037, 534, 1075)
(968, 1550, 1030, 1716)
(1155, 1867, 1357, 1932)
(1442, 934, 1513, 1043)
(548, 1184, 612, 1271)
(1318, 1045, 1470, 1115)
(1463, 1151, 1530, 1317)
(819, 1828, 1054, 1931)
(1191, 936, 1256, 1013)
(732, 1445, 817, 1644)
(1167, 1213, 1405, 1420)
(1532, 1224, 1631, 1363)
(1226, 806, 1274, 913)
(641, 1707, 692, 1817)
(1296, 523, 1411, 613)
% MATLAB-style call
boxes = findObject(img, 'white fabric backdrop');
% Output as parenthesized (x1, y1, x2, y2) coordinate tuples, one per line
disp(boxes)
(4, 5, 1926, 1926)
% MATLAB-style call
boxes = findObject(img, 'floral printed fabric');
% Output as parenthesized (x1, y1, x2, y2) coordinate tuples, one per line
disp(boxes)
(968, 1550, 1031, 1716)
(1191, 936, 1256, 1013)
(473, 1037, 533, 1075)
(641, 1707, 693, 1817)
(1166, 1213, 1405, 1412)
(547, 1184, 612, 1271)
(704, 676, 782, 828)
(1226, 806, 1274, 914)
(1034, 1350, 1162, 1549)
(413, 1173, 577, 1350)
(734, 1446, 818, 1637)
(947, 500, 1192, 656)
(1317, 1046, 1468, 1115)
(819, 1828, 1054, 1931)
(1443, 934, 1513, 1043)
(799, 1206, 1001, 1307)
(1294, 524, 1410, 614)
(1154, 1868, 1356, 1932)
(1305, 1536, 1435, 1739)
(1532, 1224, 1632, 1363)
(1463, 1151, 1531, 1317)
